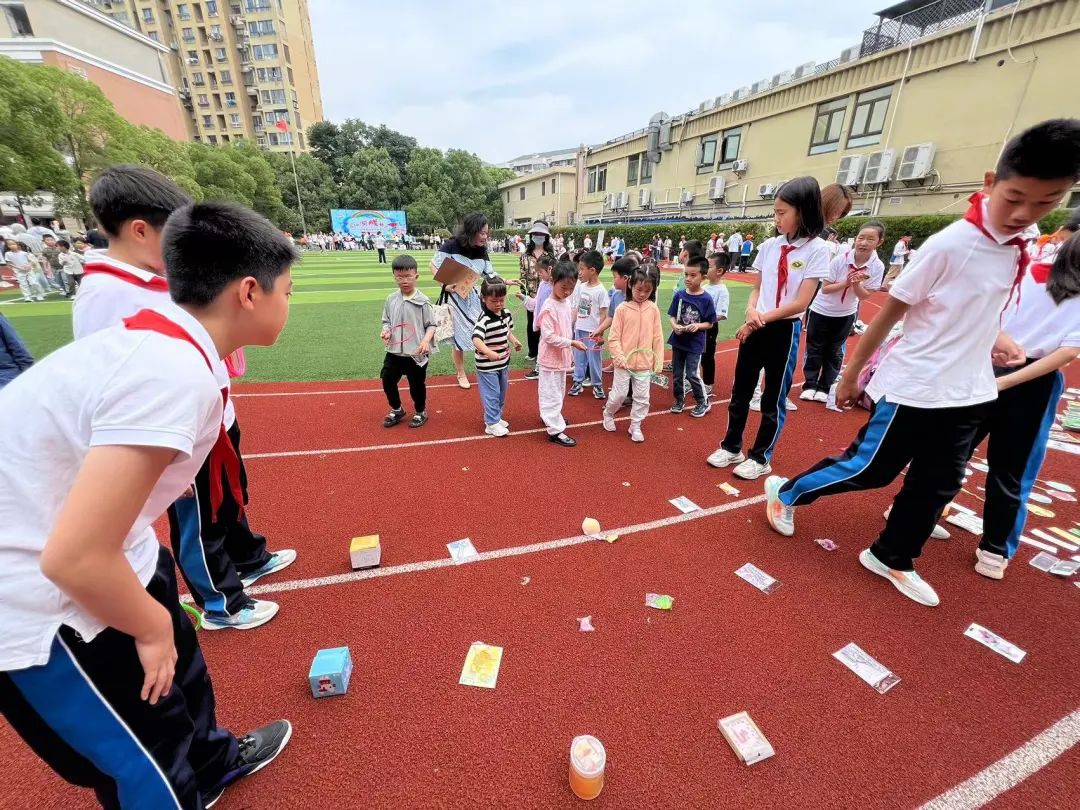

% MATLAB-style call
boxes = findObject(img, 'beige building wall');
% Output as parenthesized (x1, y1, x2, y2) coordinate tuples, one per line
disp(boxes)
(499, 167, 578, 227)
(282, 0, 322, 126)
(580, 0, 1080, 221)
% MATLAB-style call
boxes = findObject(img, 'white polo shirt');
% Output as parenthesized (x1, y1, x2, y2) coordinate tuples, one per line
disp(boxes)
(73, 252, 236, 429)
(0, 306, 222, 671)
(752, 236, 830, 316)
(1001, 266, 1080, 359)
(811, 249, 885, 318)
(727, 233, 743, 253)
(867, 206, 1026, 408)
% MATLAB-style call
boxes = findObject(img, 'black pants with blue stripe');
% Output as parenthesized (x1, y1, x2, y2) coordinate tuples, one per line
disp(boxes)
(968, 365, 1064, 559)
(167, 419, 270, 617)
(0, 547, 240, 809)
(803, 311, 855, 394)
(778, 397, 991, 570)
(722, 318, 801, 464)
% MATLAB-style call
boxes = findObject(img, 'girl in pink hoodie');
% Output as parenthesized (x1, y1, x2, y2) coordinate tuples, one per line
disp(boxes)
(536, 261, 587, 447)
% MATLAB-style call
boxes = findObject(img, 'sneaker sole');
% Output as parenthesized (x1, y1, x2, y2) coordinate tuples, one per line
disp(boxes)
(201, 603, 281, 631)
(733, 465, 771, 480)
(974, 562, 1005, 580)
(706, 453, 745, 469)
(858, 550, 938, 607)
(689, 408, 711, 418)
(240, 554, 297, 588)
(244, 721, 293, 778)
(764, 478, 794, 537)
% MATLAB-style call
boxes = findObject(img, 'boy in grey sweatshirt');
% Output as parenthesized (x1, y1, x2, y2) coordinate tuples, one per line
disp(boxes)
(381, 255, 437, 427)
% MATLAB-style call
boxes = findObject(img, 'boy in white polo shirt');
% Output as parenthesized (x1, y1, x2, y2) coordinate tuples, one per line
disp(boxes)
(762, 119, 1080, 607)
(0, 201, 298, 808)
(75, 165, 294, 631)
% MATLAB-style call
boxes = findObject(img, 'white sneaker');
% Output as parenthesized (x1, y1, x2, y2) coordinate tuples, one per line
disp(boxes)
(733, 458, 772, 480)
(813, 391, 829, 403)
(975, 548, 1008, 580)
(240, 550, 297, 588)
(883, 506, 951, 540)
(858, 549, 940, 607)
(799, 389, 816, 401)
(785, 398, 798, 411)
(764, 475, 795, 536)
(497, 419, 509, 429)
(707, 448, 745, 468)
(484, 423, 509, 437)
(749, 391, 762, 412)
(602, 412, 616, 432)
(201, 599, 280, 630)
(629, 426, 644, 443)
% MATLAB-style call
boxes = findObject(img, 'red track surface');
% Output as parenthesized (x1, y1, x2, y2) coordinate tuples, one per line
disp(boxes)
(3, 303, 1079, 808)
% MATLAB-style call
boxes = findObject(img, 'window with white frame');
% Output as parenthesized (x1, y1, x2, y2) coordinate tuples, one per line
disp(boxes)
(847, 85, 892, 148)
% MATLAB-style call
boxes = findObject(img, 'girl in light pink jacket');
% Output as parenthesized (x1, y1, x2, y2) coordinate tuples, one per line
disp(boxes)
(536, 261, 587, 447)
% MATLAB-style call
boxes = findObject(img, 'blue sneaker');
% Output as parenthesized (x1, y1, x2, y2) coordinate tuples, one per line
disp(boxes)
(201, 598, 279, 631)
(240, 550, 297, 588)
(568, 382, 584, 397)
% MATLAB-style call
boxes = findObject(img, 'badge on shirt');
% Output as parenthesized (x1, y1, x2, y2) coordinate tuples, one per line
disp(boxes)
(791, 260, 805, 270)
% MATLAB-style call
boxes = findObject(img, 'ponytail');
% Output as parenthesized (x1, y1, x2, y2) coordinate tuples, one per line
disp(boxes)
(1047, 230, 1080, 305)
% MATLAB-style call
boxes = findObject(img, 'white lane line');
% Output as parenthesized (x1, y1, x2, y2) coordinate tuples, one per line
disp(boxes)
(919, 708, 1080, 810)
(238, 493, 766, 598)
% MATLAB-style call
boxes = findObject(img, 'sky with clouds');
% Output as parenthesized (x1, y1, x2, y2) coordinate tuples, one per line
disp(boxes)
(309, 0, 891, 164)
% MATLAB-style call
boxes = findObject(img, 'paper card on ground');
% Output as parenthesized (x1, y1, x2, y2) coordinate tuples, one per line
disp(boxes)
(815, 538, 838, 551)
(1031, 528, 1079, 552)
(459, 642, 503, 688)
(1047, 440, 1080, 455)
(578, 615, 595, 632)
(717, 711, 775, 765)
(946, 512, 983, 535)
(1028, 551, 1059, 572)
(718, 482, 740, 496)
(1020, 535, 1057, 553)
(1049, 559, 1080, 577)
(669, 496, 701, 514)
(964, 623, 1025, 663)
(735, 563, 780, 594)
(833, 643, 901, 693)
(645, 593, 674, 610)
(447, 538, 479, 565)
(947, 501, 976, 515)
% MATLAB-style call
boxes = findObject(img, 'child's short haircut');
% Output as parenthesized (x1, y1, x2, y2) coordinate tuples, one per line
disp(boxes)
(686, 255, 708, 274)
(683, 239, 704, 259)
(392, 255, 417, 272)
(57, 239, 71, 249)
(481, 277, 507, 298)
(860, 220, 887, 240)
(538, 254, 557, 270)
(552, 261, 578, 285)
(710, 253, 731, 272)
(996, 119, 1080, 182)
(579, 250, 603, 271)
(163, 202, 300, 307)
(611, 256, 636, 278)
(89, 165, 192, 237)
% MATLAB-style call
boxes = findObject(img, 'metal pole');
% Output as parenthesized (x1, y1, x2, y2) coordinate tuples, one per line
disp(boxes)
(289, 147, 307, 235)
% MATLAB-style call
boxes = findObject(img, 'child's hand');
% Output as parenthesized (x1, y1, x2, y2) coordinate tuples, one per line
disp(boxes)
(735, 323, 754, 342)
(745, 309, 765, 328)
(672, 324, 684, 334)
(686, 323, 699, 333)
(514, 292, 525, 301)
(571, 340, 587, 351)
(835, 376, 862, 409)
(417, 339, 430, 356)
(380, 328, 391, 345)
(512, 340, 523, 352)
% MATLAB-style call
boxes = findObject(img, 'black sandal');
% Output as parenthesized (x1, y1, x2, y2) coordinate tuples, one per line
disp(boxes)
(383, 408, 405, 428)
(409, 412, 428, 428)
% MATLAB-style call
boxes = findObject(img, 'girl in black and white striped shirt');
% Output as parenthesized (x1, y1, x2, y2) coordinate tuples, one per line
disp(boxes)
(472, 278, 522, 437)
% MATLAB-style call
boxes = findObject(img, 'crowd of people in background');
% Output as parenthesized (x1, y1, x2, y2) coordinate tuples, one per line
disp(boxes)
(0, 220, 91, 303)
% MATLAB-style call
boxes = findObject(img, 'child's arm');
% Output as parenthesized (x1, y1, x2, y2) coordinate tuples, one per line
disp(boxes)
(40, 445, 180, 704)
(759, 278, 819, 323)
(380, 298, 392, 344)
(418, 302, 436, 355)
(997, 347, 1078, 391)
(508, 313, 522, 352)
(589, 306, 609, 342)
(716, 285, 730, 319)
(991, 330, 1027, 368)
(539, 309, 584, 350)
(607, 309, 625, 367)
(744, 273, 764, 327)
(834, 296, 910, 406)
(821, 279, 850, 294)
(651, 307, 664, 371)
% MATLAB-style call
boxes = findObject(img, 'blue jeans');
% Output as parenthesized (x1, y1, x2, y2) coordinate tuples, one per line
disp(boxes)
(672, 347, 704, 403)
(573, 328, 603, 389)
(477, 367, 509, 425)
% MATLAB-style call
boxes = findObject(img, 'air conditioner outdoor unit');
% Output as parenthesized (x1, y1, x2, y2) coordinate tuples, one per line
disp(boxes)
(680, 190, 695, 205)
(615, 191, 628, 210)
(717, 93, 732, 106)
(759, 183, 778, 199)
(835, 154, 867, 187)
(839, 45, 861, 63)
(750, 79, 770, 94)
(230, 15, 245, 26)
(732, 86, 750, 100)
(186, 57, 199, 64)
(792, 61, 816, 79)
(604, 193, 615, 210)
(731, 159, 749, 174)
(862, 149, 896, 185)
(639, 188, 652, 208)
(708, 176, 726, 201)
(897, 142, 937, 182)
(210, 33, 223, 41)
(771, 71, 793, 88)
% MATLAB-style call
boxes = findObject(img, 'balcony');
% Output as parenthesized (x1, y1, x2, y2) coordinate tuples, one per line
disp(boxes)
(245, 84, 258, 95)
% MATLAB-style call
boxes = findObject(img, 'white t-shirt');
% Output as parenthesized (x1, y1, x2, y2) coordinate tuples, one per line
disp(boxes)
(706, 282, 730, 319)
(867, 206, 1026, 408)
(752, 236, 830, 316)
(727, 234, 743, 253)
(374, 236, 386, 249)
(73, 252, 236, 429)
(890, 240, 909, 264)
(811, 250, 885, 318)
(4, 250, 32, 270)
(583, 238, 593, 250)
(0, 306, 222, 670)
(1001, 267, 1080, 359)
(573, 281, 609, 332)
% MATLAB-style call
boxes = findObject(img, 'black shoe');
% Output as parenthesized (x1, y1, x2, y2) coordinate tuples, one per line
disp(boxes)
(670, 400, 685, 414)
(205, 720, 292, 807)
(524, 368, 539, 380)
(549, 432, 577, 447)
(383, 408, 405, 428)
(409, 412, 428, 428)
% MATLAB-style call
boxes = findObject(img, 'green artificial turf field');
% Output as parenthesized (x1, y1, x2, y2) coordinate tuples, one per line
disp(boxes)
(0, 251, 750, 382)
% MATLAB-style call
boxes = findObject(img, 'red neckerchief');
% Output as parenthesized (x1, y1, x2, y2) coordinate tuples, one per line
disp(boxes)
(122, 309, 243, 521)
(1029, 261, 1051, 285)
(776, 243, 798, 307)
(83, 262, 169, 292)
(962, 193, 1029, 310)
(840, 262, 867, 304)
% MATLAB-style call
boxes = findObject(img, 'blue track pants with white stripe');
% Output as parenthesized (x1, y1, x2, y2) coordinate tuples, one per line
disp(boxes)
(0, 547, 239, 809)
(778, 397, 991, 571)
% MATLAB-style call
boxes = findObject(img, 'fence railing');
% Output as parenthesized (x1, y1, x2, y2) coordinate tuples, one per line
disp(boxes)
(858, 0, 1014, 58)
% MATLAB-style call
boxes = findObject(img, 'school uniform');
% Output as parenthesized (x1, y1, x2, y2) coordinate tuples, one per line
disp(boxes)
(778, 194, 1032, 571)
(0, 306, 242, 808)
(804, 250, 885, 395)
(722, 236, 830, 463)
(970, 263, 1080, 560)
(472, 307, 514, 427)
(72, 253, 272, 618)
